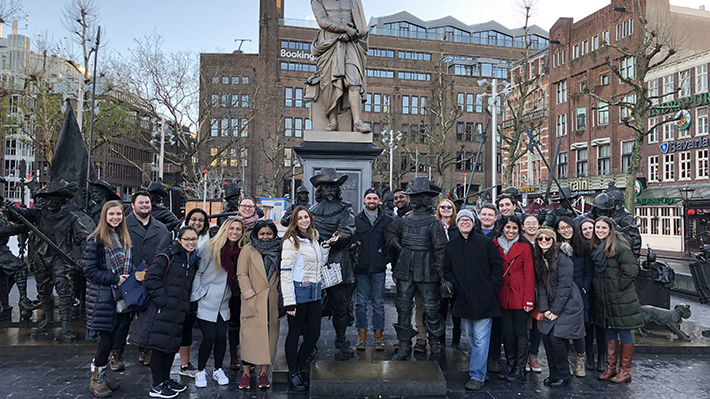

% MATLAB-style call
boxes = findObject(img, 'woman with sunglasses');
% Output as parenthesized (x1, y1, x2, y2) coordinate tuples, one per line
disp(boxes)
(436, 199, 461, 347)
(579, 216, 606, 372)
(592, 217, 642, 384)
(190, 217, 246, 388)
(533, 228, 585, 387)
(493, 215, 535, 382)
(555, 217, 593, 378)
(236, 220, 282, 390)
(520, 214, 542, 374)
(129, 226, 200, 399)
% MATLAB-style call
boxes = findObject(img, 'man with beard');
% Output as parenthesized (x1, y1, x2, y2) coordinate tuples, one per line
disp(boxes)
(281, 185, 311, 227)
(393, 188, 412, 219)
(385, 177, 449, 360)
(309, 168, 357, 356)
(88, 179, 121, 225)
(7, 180, 92, 342)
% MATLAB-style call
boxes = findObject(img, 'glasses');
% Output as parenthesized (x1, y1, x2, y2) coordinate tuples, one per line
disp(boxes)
(558, 225, 573, 232)
(524, 222, 538, 227)
(537, 236, 552, 243)
(180, 237, 199, 242)
(439, 205, 453, 210)
(239, 204, 255, 209)
(189, 218, 205, 223)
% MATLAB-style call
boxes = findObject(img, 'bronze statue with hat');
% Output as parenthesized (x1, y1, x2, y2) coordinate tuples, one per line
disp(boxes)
(385, 177, 450, 360)
(139, 179, 180, 231)
(217, 181, 242, 228)
(5, 179, 93, 342)
(281, 185, 311, 227)
(542, 186, 578, 227)
(308, 168, 358, 356)
(88, 179, 121, 225)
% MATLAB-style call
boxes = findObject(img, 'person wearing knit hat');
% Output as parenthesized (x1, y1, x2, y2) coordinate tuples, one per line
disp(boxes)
(456, 209, 475, 224)
(536, 228, 557, 242)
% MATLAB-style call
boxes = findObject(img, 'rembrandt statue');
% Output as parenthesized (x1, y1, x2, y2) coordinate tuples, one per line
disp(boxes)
(308, 0, 371, 133)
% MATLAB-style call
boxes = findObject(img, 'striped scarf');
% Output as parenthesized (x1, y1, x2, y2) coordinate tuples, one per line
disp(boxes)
(107, 233, 132, 275)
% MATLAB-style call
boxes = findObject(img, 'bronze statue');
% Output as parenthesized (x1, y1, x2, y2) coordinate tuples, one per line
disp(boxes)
(0, 178, 32, 320)
(638, 304, 692, 342)
(281, 185, 310, 227)
(143, 180, 180, 231)
(308, 0, 370, 133)
(386, 177, 448, 360)
(88, 179, 121, 226)
(217, 181, 242, 227)
(309, 168, 357, 355)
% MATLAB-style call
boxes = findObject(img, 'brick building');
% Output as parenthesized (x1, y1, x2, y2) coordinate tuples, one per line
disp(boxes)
(198, 0, 549, 199)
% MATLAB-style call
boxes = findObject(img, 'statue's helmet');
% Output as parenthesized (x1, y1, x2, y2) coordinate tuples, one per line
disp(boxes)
(591, 192, 615, 211)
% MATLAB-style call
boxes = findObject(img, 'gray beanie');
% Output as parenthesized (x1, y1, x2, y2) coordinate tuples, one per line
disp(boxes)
(456, 209, 474, 224)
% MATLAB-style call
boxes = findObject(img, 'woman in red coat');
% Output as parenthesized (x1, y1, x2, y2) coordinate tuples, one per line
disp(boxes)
(493, 215, 535, 382)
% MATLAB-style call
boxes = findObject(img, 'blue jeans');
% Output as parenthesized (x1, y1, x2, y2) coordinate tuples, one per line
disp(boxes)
(529, 319, 541, 357)
(606, 328, 633, 345)
(355, 272, 385, 330)
(462, 318, 492, 382)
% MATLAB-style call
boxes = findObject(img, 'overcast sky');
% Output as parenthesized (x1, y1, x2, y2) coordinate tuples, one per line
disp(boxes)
(13, 0, 710, 59)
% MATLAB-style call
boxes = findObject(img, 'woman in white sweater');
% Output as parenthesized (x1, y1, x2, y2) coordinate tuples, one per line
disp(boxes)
(280, 206, 334, 391)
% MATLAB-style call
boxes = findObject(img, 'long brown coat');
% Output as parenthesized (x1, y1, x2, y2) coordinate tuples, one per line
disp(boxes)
(237, 244, 280, 365)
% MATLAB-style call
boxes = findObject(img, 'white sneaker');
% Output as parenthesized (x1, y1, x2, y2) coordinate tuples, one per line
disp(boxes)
(213, 368, 229, 386)
(195, 370, 208, 388)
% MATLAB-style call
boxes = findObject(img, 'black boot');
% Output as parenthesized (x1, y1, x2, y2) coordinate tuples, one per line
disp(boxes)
(334, 337, 354, 356)
(289, 372, 307, 391)
(60, 308, 77, 343)
(596, 352, 606, 372)
(586, 352, 596, 370)
(392, 324, 418, 361)
(499, 350, 516, 380)
(33, 302, 55, 336)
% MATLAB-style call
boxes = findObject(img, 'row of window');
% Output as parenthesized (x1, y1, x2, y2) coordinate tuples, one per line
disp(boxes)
(284, 117, 313, 138)
(648, 149, 710, 182)
(648, 107, 709, 142)
(211, 76, 250, 85)
(210, 118, 250, 137)
(4, 138, 35, 157)
(649, 65, 708, 106)
(211, 94, 249, 108)
(556, 142, 633, 178)
(555, 21, 630, 68)
(280, 62, 317, 73)
(636, 207, 682, 237)
(368, 47, 432, 61)
(285, 87, 309, 108)
(281, 40, 310, 51)
(210, 147, 248, 168)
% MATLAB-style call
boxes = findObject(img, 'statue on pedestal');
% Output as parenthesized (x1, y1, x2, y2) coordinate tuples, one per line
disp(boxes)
(143, 180, 180, 231)
(281, 185, 310, 227)
(386, 177, 448, 360)
(0, 177, 31, 321)
(307, 0, 371, 133)
(309, 168, 357, 355)
(543, 187, 578, 227)
(217, 182, 242, 227)
(88, 180, 121, 226)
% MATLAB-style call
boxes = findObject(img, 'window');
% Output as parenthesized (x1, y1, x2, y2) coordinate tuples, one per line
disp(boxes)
(242, 76, 249, 84)
(398, 50, 431, 61)
(582, 40, 589, 56)
(241, 95, 249, 108)
(280, 62, 317, 72)
(598, 144, 611, 175)
(281, 40, 311, 51)
(220, 118, 229, 137)
(649, 155, 660, 181)
(366, 68, 394, 78)
(648, 117, 659, 143)
(4, 139, 16, 156)
(369, 48, 394, 58)
(602, 30, 609, 44)
(592, 35, 599, 51)
(580, 81, 587, 93)
(649, 79, 659, 105)
(680, 70, 691, 97)
(284, 87, 305, 108)
(663, 153, 675, 181)
(616, 24, 621, 41)
(629, 18, 634, 35)
(573, 44, 579, 60)
(622, 141, 634, 173)
(698, 149, 709, 178)
(285, 87, 292, 107)
(598, 102, 609, 125)
(556, 80, 567, 104)
(284, 148, 293, 167)
(577, 149, 588, 177)
(402, 95, 409, 114)
(697, 65, 708, 94)
(397, 71, 431, 81)
(222, 76, 229, 84)
(600, 74, 610, 86)
(211, 76, 219, 84)
(476, 94, 483, 113)
(558, 152, 568, 178)
(679, 151, 691, 180)
(698, 107, 709, 136)
(456, 122, 479, 141)
(210, 118, 218, 136)
(232, 76, 240, 84)
(556, 114, 567, 137)
(294, 118, 304, 138)
(456, 151, 474, 171)
(663, 74, 675, 102)
(663, 116, 674, 141)
(576, 108, 586, 130)
(620, 57, 635, 80)
(284, 117, 292, 137)
(620, 94, 636, 122)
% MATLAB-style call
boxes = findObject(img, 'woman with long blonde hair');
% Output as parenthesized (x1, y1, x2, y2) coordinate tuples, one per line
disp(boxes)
(84, 200, 132, 397)
(190, 217, 246, 388)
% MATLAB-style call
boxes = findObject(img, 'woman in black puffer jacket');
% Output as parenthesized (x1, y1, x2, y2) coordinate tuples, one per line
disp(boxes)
(129, 226, 200, 399)
(84, 200, 133, 398)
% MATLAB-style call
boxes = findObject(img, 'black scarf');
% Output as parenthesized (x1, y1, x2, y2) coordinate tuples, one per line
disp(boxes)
(592, 240, 608, 273)
(250, 238, 282, 280)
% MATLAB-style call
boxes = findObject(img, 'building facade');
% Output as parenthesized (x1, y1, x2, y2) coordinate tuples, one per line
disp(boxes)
(199, 0, 549, 199)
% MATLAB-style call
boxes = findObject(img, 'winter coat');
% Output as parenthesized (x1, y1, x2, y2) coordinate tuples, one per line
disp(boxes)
(569, 248, 593, 323)
(280, 236, 328, 306)
(443, 232, 503, 321)
(126, 213, 169, 269)
(129, 244, 198, 353)
(593, 242, 643, 330)
(84, 236, 129, 332)
(190, 244, 232, 323)
(354, 208, 392, 274)
(237, 244, 280, 365)
(537, 245, 585, 339)
(493, 238, 535, 310)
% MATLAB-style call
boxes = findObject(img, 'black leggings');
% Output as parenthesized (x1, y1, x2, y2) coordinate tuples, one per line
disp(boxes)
(182, 311, 197, 347)
(197, 316, 227, 370)
(500, 309, 530, 370)
(94, 330, 116, 367)
(285, 300, 322, 374)
(150, 350, 176, 387)
(565, 337, 586, 354)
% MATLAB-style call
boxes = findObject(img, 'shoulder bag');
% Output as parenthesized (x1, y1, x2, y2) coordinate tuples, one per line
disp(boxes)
(121, 253, 174, 312)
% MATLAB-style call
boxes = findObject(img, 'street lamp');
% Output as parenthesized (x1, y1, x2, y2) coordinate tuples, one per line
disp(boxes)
(477, 79, 511, 203)
(382, 130, 402, 189)
(679, 184, 696, 255)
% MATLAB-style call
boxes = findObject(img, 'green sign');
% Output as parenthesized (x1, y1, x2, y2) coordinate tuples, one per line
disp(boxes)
(636, 197, 677, 205)
(649, 92, 710, 117)
(634, 179, 643, 198)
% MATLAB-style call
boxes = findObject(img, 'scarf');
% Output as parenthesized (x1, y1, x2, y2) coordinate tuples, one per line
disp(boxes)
(497, 235, 519, 256)
(592, 240, 608, 273)
(106, 233, 131, 276)
(220, 243, 241, 288)
(251, 237, 282, 281)
(239, 212, 259, 231)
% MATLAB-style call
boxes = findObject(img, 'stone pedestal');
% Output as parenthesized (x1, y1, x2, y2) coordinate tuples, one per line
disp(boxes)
(294, 131, 382, 214)
(636, 269, 671, 309)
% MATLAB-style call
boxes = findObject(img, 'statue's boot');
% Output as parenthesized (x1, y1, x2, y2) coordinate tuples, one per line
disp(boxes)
(392, 324, 418, 361)
(33, 302, 56, 336)
(60, 307, 77, 343)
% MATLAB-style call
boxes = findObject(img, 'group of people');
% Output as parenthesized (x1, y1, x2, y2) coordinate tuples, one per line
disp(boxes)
(442, 193, 643, 390)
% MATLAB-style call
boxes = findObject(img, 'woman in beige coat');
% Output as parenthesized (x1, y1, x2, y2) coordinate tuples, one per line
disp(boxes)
(237, 220, 281, 390)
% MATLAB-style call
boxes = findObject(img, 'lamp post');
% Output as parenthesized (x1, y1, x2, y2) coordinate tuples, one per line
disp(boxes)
(477, 79, 510, 203)
(678, 184, 696, 256)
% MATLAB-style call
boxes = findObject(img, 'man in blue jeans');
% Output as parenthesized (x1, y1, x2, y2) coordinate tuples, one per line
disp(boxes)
(443, 210, 503, 390)
(354, 189, 392, 351)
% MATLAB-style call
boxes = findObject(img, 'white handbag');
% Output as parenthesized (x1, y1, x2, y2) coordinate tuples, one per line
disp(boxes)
(320, 262, 343, 289)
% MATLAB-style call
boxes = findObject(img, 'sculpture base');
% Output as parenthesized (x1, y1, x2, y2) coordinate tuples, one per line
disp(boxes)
(304, 130, 373, 143)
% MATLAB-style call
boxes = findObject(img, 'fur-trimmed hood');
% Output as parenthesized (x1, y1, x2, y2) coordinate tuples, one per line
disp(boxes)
(560, 242, 573, 257)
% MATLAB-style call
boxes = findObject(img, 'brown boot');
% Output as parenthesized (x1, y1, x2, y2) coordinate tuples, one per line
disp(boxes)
(356, 328, 367, 351)
(611, 344, 634, 383)
(598, 340, 619, 380)
(229, 329, 240, 370)
(109, 349, 124, 372)
(90, 362, 113, 398)
(374, 329, 385, 351)
(141, 349, 151, 366)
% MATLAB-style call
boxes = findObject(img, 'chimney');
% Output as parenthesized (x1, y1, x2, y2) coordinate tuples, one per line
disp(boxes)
(701, 5, 706, 11)
(12, 20, 18, 34)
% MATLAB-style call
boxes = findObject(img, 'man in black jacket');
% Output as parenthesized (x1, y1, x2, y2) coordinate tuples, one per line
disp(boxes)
(444, 210, 503, 391)
(354, 189, 392, 351)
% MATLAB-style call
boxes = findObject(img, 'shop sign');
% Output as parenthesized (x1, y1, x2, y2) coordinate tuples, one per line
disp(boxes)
(660, 136, 710, 154)
(634, 179, 643, 197)
(675, 110, 692, 130)
(501, 109, 547, 129)
(569, 178, 589, 192)
(572, 190, 596, 196)
(649, 92, 710, 117)
(280, 49, 315, 61)
(518, 185, 535, 193)
(636, 197, 677, 205)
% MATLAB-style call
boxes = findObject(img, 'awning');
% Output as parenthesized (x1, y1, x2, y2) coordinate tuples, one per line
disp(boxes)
(636, 184, 710, 203)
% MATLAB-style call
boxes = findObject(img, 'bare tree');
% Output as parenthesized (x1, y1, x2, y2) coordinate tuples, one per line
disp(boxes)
(582, 0, 681, 212)
(0, 0, 27, 25)
(257, 116, 297, 197)
(61, 0, 100, 79)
